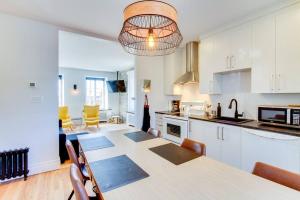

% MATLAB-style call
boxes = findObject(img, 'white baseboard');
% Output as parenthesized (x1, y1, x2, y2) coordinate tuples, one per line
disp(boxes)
(0, 158, 60, 183)
(29, 158, 60, 176)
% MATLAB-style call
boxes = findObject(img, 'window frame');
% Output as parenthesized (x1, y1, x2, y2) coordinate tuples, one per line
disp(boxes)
(58, 75, 64, 106)
(85, 77, 108, 109)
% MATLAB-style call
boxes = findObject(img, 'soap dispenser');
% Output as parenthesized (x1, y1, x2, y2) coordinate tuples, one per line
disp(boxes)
(217, 103, 222, 118)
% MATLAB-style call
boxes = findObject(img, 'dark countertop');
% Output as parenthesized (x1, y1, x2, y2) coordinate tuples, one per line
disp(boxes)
(155, 111, 181, 115)
(156, 111, 300, 137)
(189, 115, 300, 137)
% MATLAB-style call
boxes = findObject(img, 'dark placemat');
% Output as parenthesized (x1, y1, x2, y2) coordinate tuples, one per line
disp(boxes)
(149, 143, 200, 165)
(124, 131, 156, 142)
(79, 136, 114, 152)
(89, 155, 149, 192)
(66, 132, 89, 141)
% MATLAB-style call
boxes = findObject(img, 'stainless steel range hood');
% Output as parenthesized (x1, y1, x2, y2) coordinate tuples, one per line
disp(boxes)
(174, 41, 199, 85)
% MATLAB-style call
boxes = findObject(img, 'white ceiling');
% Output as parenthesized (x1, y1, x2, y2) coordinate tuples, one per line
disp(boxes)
(0, 0, 288, 71)
(0, 0, 288, 43)
(59, 31, 135, 72)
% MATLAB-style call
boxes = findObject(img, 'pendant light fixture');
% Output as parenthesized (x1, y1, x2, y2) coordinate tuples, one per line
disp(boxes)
(118, 0, 183, 56)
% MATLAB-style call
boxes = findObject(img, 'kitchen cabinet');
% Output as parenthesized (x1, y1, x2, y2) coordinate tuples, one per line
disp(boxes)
(163, 48, 185, 95)
(199, 38, 221, 94)
(252, 15, 276, 93)
(189, 119, 241, 168)
(241, 128, 300, 173)
(252, 4, 300, 93)
(155, 113, 164, 134)
(276, 4, 300, 93)
(213, 23, 252, 72)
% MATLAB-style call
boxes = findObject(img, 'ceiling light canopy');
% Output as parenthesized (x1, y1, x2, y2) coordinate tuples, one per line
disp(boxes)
(118, 0, 183, 56)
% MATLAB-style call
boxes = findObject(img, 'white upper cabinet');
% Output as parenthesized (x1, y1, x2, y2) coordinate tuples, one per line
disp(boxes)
(200, 3, 300, 94)
(213, 23, 252, 72)
(230, 24, 252, 70)
(199, 38, 221, 94)
(163, 48, 185, 95)
(252, 15, 276, 93)
(276, 4, 300, 93)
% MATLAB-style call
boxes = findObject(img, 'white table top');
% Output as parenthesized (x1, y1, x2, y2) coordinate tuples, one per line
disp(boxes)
(78, 128, 300, 200)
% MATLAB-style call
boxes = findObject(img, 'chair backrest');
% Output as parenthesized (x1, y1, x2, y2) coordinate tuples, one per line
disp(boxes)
(59, 106, 69, 120)
(147, 128, 161, 137)
(65, 140, 80, 168)
(181, 138, 206, 156)
(83, 105, 99, 118)
(252, 162, 300, 191)
(70, 164, 89, 200)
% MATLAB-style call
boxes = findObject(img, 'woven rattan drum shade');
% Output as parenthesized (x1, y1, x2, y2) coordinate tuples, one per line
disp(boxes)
(118, 0, 183, 56)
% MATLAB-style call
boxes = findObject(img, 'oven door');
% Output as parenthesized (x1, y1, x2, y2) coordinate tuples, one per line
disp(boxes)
(162, 117, 188, 144)
(258, 107, 287, 124)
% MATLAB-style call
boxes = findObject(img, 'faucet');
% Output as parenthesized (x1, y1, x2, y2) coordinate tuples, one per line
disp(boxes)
(228, 99, 243, 119)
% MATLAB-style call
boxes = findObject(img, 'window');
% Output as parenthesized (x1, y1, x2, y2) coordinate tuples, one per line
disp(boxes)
(58, 75, 64, 106)
(86, 77, 107, 109)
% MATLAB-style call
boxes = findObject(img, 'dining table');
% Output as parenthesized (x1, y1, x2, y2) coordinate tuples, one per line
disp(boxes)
(78, 127, 300, 200)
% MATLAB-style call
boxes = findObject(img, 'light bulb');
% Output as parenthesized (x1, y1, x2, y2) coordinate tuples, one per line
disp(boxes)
(148, 30, 155, 48)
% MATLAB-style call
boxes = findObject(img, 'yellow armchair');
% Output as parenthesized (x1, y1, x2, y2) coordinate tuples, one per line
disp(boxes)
(59, 106, 73, 130)
(83, 105, 100, 128)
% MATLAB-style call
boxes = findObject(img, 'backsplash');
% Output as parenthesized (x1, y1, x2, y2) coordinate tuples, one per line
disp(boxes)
(180, 71, 300, 120)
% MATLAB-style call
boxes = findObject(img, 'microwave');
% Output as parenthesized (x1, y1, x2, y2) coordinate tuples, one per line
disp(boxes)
(258, 106, 300, 128)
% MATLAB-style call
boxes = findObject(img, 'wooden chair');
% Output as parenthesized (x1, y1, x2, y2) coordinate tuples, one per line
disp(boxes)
(147, 128, 161, 137)
(181, 138, 206, 156)
(252, 162, 300, 191)
(66, 140, 90, 200)
(70, 164, 104, 200)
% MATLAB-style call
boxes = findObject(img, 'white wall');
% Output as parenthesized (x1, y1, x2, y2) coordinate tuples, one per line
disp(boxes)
(59, 67, 119, 118)
(182, 70, 300, 120)
(0, 12, 60, 176)
(135, 56, 169, 129)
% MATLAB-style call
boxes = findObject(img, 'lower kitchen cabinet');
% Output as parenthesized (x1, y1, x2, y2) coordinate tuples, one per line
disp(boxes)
(189, 119, 241, 168)
(189, 119, 300, 173)
(241, 128, 300, 173)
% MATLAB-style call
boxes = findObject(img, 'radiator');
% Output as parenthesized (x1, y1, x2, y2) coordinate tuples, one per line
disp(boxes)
(0, 148, 29, 181)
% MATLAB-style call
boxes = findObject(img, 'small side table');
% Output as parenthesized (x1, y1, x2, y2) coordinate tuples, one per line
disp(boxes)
(110, 115, 121, 124)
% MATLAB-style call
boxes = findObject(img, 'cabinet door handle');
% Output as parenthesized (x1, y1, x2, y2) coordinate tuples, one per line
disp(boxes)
(270, 74, 274, 92)
(277, 74, 281, 91)
(230, 56, 234, 69)
(221, 127, 224, 140)
(226, 56, 230, 69)
(217, 127, 220, 140)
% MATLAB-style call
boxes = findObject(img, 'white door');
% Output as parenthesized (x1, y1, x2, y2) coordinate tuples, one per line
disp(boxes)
(127, 70, 135, 113)
(214, 31, 231, 72)
(189, 119, 208, 142)
(252, 15, 276, 93)
(189, 119, 221, 161)
(230, 23, 252, 70)
(241, 128, 300, 173)
(199, 38, 217, 94)
(276, 5, 300, 93)
(220, 124, 241, 168)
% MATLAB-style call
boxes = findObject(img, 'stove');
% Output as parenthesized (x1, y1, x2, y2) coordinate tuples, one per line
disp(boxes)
(162, 113, 189, 144)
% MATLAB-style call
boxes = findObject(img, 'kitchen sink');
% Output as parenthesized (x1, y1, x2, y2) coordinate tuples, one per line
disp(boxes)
(212, 116, 253, 124)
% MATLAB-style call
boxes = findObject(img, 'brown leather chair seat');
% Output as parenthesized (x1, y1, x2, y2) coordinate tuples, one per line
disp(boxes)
(252, 162, 300, 191)
(70, 164, 104, 200)
(181, 138, 206, 156)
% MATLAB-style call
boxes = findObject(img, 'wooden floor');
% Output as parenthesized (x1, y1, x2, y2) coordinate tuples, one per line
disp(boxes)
(0, 162, 97, 200)
(0, 123, 128, 200)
